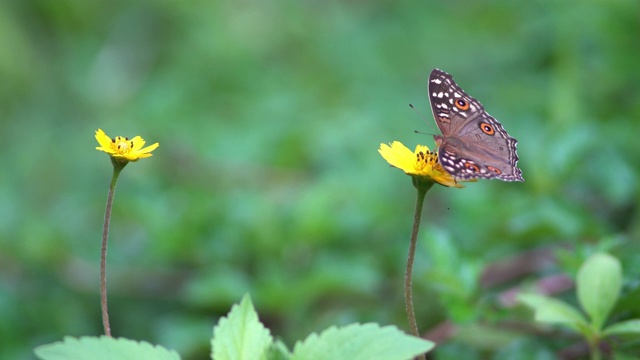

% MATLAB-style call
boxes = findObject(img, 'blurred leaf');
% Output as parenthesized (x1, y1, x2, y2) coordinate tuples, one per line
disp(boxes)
(34, 336, 180, 360)
(518, 293, 589, 334)
(456, 323, 521, 351)
(424, 229, 460, 272)
(611, 352, 640, 360)
(494, 338, 557, 360)
(211, 294, 273, 360)
(603, 319, 640, 337)
(291, 323, 434, 360)
(577, 253, 622, 330)
(424, 229, 480, 322)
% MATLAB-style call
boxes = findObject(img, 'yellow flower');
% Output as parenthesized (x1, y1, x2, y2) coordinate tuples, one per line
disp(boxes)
(378, 141, 470, 188)
(95, 129, 159, 162)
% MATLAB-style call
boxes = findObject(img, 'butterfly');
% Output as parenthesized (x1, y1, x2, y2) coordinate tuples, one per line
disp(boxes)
(428, 69, 524, 181)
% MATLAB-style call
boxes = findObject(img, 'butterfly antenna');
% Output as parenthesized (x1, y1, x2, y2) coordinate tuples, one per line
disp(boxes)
(409, 103, 436, 136)
(409, 103, 429, 119)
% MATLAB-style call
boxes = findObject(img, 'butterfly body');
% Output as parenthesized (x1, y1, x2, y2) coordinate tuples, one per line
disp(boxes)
(428, 69, 524, 182)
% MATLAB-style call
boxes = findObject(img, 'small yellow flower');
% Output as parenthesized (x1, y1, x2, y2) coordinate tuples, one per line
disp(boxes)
(95, 129, 159, 162)
(378, 141, 470, 188)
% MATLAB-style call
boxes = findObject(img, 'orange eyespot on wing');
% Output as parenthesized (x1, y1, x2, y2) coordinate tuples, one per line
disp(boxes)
(464, 162, 480, 172)
(487, 166, 502, 174)
(454, 99, 470, 111)
(479, 122, 495, 135)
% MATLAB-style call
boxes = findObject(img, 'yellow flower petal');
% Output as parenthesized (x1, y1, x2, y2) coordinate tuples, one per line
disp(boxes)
(378, 141, 468, 188)
(129, 136, 145, 151)
(95, 129, 114, 151)
(379, 141, 416, 173)
(137, 142, 159, 155)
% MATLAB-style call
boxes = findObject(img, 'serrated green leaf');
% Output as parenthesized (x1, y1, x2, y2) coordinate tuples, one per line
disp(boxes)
(211, 294, 273, 360)
(603, 319, 640, 337)
(577, 253, 622, 330)
(291, 323, 434, 360)
(266, 340, 291, 360)
(518, 293, 589, 334)
(34, 336, 180, 360)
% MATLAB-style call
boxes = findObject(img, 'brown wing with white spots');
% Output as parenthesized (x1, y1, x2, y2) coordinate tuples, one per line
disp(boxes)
(427, 69, 523, 181)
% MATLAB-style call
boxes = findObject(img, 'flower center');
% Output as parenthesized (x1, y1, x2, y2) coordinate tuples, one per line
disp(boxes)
(415, 150, 437, 171)
(113, 136, 134, 155)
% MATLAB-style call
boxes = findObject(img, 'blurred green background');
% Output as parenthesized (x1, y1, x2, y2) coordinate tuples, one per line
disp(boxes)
(1, 1, 639, 359)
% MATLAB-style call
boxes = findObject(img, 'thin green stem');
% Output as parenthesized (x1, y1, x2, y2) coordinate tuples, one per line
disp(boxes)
(101, 164, 124, 337)
(589, 338, 601, 360)
(405, 183, 429, 360)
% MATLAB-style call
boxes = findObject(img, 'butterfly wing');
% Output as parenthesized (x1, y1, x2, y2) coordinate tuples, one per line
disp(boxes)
(428, 69, 523, 181)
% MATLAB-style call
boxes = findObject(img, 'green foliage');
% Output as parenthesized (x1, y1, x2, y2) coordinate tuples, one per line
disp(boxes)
(602, 320, 640, 337)
(209, 294, 433, 360)
(518, 294, 588, 334)
(36, 294, 433, 360)
(291, 323, 434, 360)
(210, 294, 434, 360)
(34, 336, 180, 360)
(211, 295, 272, 360)
(423, 230, 481, 322)
(520, 253, 640, 358)
(577, 253, 622, 330)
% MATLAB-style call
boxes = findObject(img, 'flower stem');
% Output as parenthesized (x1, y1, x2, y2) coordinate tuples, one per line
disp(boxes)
(589, 338, 601, 360)
(101, 164, 124, 337)
(405, 183, 429, 360)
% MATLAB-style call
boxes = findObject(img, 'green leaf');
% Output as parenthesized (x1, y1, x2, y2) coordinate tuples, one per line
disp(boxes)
(518, 293, 589, 334)
(577, 253, 622, 330)
(603, 319, 640, 337)
(455, 323, 521, 350)
(291, 323, 434, 360)
(34, 336, 180, 360)
(266, 340, 292, 360)
(211, 294, 273, 360)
